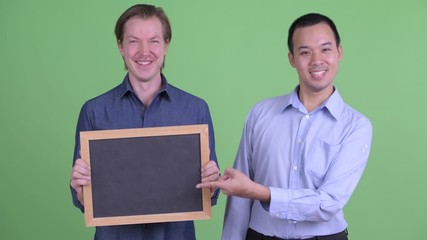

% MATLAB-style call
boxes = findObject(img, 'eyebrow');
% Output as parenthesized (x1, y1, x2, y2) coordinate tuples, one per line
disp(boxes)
(124, 35, 138, 40)
(297, 42, 333, 51)
(321, 42, 333, 47)
(297, 46, 309, 51)
(124, 35, 162, 40)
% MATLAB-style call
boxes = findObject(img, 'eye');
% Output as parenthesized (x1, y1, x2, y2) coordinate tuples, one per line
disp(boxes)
(299, 51, 310, 56)
(150, 39, 160, 44)
(322, 48, 331, 53)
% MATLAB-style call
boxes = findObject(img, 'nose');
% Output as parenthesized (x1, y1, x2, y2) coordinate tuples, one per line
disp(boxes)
(138, 42, 150, 55)
(310, 51, 322, 65)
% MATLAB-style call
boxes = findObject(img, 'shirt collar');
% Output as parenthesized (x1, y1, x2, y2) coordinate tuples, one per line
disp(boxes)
(323, 88, 344, 120)
(118, 73, 171, 99)
(286, 85, 344, 120)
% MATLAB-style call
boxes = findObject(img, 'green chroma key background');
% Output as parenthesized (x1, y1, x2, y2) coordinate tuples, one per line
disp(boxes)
(1, 1, 426, 239)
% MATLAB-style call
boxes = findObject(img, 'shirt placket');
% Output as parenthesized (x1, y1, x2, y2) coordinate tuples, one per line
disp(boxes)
(291, 113, 310, 187)
(288, 113, 310, 236)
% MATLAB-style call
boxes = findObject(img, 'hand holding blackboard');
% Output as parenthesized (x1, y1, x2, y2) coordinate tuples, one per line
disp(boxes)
(70, 158, 91, 206)
(200, 160, 221, 196)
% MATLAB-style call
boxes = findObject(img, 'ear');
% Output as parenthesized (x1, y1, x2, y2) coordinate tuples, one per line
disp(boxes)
(337, 44, 343, 61)
(117, 40, 124, 57)
(288, 52, 296, 68)
(164, 40, 170, 55)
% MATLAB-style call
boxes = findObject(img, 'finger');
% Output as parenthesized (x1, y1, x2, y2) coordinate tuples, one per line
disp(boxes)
(201, 161, 218, 173)
(196, 180, 221, 189)
(75, 158, 91, 171)
(70, 172, 91, 184)
(71, 172, 91, 183)
(219, 174, 230, 181)
(71, 159, 91, 179)
(70, 179, 90, 192)
(203, 160, 216, 168)
(201, 170, 217, 180)
(72, 163, 90, 174)
(70, 158, 92, 193)
(71, 166, 91, 181)
(201, 171, 221, 182)
(223, 167, 234, 174)
(201, 174, 219, 183)
(201, 161, 220, 179)
(223, 167, 238, 177)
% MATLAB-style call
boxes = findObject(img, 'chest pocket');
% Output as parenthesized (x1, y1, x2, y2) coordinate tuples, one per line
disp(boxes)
(304, 139, 341, 187)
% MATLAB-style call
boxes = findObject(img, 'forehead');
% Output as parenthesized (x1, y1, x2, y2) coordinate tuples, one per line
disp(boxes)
(292, 23, 336, 48)
(123, 16, 163, 37)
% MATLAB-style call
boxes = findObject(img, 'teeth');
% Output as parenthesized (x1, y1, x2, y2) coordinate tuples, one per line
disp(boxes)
(136, 60, 151, 65)
(311, 70, 326, 76)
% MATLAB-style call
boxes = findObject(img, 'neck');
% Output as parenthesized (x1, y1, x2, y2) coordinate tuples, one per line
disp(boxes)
(298, 86, 334, 112)
(129, 75, 162, 107)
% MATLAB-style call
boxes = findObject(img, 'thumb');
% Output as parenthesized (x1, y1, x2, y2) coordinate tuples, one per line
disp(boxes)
(223, 167, 237, 177)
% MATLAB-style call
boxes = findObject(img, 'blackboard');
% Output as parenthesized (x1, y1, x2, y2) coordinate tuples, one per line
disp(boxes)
(80, 124, 211, 227)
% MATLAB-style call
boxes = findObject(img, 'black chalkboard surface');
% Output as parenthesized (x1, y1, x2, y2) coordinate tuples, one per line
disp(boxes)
(80, 125, 211, 227)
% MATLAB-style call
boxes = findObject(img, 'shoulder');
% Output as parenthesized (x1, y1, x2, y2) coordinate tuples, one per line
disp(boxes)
(329, 89, 372, 130)
(87, 84, 123, 103)
(240, 94, 291, 128)
(249, 94, 290, 117)
(167, 84, 209, 108)
(340, 102, 373, 133)
(82, 84, 123, 109)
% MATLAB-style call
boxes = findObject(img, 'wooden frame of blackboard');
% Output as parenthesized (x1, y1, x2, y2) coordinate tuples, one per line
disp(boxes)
(80, 124, 211, 227)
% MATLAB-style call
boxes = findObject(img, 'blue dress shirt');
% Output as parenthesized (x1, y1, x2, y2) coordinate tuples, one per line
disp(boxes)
(222, 87, 372, 239)
(71, 74, 218, 240)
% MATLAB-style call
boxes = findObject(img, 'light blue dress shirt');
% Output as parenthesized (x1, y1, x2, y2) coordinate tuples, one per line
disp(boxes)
(222, 87, 372, 239)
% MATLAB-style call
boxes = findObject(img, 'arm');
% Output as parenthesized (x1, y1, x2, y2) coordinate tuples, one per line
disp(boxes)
(198, 107, 373, 225)
(267, 117, 372, 222)
(198, 167, 270, 202)
(199, 100, 221, 205)
(70, 102, 93, 211)
(223, 122, 255, 239)
(198, 117, 255, 239)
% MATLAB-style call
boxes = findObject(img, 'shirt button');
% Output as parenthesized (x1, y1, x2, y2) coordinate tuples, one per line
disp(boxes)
(305, 115, 310, 119)
(362, 144, 368, 153)
(293, 166, 298, 170)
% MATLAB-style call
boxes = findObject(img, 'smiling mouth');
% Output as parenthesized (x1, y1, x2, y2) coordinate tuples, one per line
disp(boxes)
(309, 69, 328, 80)
(310, 70, 326, 76)
(135, 60, 153, 66)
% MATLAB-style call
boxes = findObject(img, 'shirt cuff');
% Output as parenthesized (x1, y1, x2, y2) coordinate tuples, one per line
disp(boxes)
(268, 187, 291, 219)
